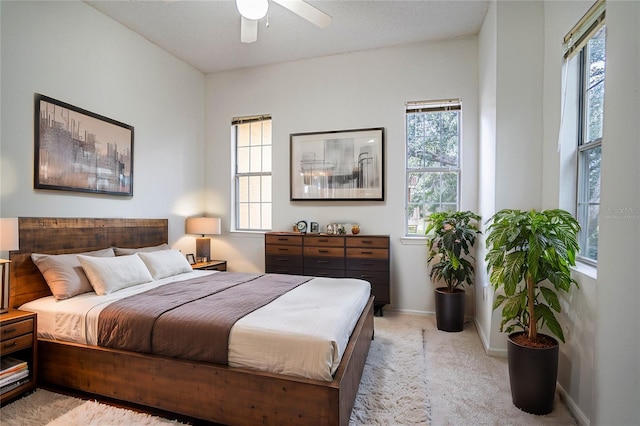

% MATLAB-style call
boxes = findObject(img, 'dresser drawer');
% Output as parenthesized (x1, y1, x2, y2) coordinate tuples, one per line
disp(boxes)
(372, 284, 390, 304)
(304, 268, 346, 278)
(266, 254, 303, 268)
(265, 234, 303, 246)
(266, 265, 304, 275)
(1, 318, 34, 341)
(346, 237, 389, 249)
(266, 244, 303, 256)
(1, 333, 33, 355)
(346, 258, 389, 272)
(346, 247, 388, 260)
(304, 246, 344, 257)
(304, 256, 345, 270)
(304, 236, 345, 247)
(346, 270, 389, 286)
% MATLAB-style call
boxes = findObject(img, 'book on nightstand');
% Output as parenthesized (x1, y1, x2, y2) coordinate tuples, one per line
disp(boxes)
(0, 357, 29, 390)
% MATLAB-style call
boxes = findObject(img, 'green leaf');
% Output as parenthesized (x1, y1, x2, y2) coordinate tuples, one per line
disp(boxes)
(540, 286, 561, 312)
(536, 304, 565, 343)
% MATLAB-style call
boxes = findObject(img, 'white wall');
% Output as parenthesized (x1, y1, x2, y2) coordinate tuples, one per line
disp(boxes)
(205, 38, 479, 314)
(0, 1, 206, 251)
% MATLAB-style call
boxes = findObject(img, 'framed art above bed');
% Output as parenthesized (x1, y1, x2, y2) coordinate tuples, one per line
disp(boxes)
(34, 94, 134, 196)
(290, 127, 385, 201)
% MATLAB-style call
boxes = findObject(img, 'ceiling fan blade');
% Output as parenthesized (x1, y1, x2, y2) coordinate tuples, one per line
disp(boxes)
(240, 16, 258, 43)
(272, 0, 332, 28)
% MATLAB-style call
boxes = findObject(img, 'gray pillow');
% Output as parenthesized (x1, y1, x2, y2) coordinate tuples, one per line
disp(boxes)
(113, 243, 170, 256)
(31, 248, 115, 300)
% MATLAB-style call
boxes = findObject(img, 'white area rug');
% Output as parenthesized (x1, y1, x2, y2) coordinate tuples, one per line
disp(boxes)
(1, 312, 578, 425)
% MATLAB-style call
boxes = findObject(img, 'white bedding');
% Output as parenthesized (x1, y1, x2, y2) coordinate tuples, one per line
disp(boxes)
(20, 271, 371, 381)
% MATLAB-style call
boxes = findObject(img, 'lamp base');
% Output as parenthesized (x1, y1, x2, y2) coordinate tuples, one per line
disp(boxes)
(195, 237, 211, 263)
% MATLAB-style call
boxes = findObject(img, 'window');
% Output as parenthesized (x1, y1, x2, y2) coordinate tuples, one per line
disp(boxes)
(233, 116, 272, 231)
(563, 0, 606, 263)
(405, 99, 461, 236)
(576, 27, 605, 262)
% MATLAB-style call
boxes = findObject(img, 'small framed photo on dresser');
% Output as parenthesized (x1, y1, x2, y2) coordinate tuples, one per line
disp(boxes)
(186, 253, 196, 265)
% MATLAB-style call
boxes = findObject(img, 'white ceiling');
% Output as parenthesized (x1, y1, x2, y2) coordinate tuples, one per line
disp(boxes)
(86, 0, 490, 74)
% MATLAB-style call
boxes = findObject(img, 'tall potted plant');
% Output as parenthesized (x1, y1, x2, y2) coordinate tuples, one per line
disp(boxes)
(485, 209, 580, 415)
(425, 210, 481, 332)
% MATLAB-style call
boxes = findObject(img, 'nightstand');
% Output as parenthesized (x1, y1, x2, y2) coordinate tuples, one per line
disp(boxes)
(0, 310, 37, 404)
(192, 260, 227, 271)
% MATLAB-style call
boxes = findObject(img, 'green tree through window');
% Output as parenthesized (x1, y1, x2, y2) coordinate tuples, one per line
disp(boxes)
(405, 100, 461, 235)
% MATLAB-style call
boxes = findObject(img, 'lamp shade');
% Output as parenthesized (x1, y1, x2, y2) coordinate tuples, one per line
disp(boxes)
(186, 217, 221, 236)
(0, 218, 19, 252)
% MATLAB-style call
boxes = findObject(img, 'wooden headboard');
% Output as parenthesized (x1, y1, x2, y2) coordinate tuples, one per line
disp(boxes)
(8, 217, 168, 309)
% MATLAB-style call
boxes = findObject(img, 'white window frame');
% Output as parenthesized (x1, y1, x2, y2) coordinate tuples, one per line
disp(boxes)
(232, 115, 272, 232)
(563, 0, 606, 265)
(404, 99, 462, 236)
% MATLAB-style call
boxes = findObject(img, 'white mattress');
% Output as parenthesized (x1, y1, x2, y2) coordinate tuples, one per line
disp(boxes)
(20, 271, 371, 381)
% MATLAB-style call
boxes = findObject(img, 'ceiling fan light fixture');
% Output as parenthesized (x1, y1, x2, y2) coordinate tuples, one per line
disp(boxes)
(236, 0, 269, 20)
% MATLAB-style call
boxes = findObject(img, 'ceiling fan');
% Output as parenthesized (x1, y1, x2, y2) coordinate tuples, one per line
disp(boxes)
(235, 0, 332, 43)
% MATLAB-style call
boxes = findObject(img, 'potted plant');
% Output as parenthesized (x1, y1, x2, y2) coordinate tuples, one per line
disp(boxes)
(485, 209, 580, 415)
(425, 210, 481, 332)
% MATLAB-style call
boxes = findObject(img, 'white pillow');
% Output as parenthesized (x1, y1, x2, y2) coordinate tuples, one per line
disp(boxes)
(78, 254, 153, 295)
(31, 248, 115, 300)
(138, 250, 193, 280)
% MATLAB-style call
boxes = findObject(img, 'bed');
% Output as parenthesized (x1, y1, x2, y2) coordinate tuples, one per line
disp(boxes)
(9, 217, 375, 425)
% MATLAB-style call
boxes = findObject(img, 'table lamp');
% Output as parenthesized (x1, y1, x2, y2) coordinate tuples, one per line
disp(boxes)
(186, 217, 221, 263)
(1, 218, 19, 313)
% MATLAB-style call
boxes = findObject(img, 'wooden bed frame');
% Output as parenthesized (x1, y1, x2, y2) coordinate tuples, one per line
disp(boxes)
(9, 217, 374, 425)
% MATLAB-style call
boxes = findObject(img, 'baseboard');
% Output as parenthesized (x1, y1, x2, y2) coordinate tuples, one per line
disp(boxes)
(472, 318, 507, 358)
(557, 383, 590, 426)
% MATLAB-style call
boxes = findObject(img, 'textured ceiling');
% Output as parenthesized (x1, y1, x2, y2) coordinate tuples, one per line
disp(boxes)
(86, 0, 490, 74)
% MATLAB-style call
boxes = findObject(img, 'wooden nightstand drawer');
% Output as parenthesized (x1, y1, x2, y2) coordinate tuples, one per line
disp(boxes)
(304, 256, 345, 270)
(1, 318, 34, 341)
(1, 333, 33, 355)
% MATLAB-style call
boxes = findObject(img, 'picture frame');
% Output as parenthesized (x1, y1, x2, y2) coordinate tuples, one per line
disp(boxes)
(34, 94, 134, 196)
(186, 253, 196, 265)
(290, 127, 384, 201)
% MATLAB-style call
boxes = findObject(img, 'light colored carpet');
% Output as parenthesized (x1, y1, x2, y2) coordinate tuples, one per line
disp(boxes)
(423, 314, 577, 425)
(0, 312, 578, 425)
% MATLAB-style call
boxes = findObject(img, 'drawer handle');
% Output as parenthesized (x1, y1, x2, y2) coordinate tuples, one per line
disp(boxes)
(277, 238, 289, 241)
(319, 249, 329, 253)
(276, 258, 290, 262)
(361, 261, 374, 265)
(2, 327, 17, 334)
(361, 240, 373, 244)
(361, 251, 373, 255)
(360, 275, 373, 279)
(278, 248, 289, 251)
(317, 260, 329, 264)
(318, 239, 329, 242)
(3, 341, 17, 349)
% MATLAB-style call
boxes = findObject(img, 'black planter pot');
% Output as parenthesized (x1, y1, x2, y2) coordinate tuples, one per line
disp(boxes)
(507, 332, 559, 415)
(434, 287, 465, 332)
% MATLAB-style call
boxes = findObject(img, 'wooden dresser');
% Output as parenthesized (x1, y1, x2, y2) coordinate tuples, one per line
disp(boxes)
(265, 232, 390, 314)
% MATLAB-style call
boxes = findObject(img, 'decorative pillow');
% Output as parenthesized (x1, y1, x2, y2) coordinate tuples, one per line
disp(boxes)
(113, 243, 171, 256)
(138, 250, 193, 280)
(31, 248, 115, 300)
(78, 254, 154, 295)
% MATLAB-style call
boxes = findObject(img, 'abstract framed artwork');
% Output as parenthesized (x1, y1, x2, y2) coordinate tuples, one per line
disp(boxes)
(290, 127, 384, 201)
(34, 94, 134, 196)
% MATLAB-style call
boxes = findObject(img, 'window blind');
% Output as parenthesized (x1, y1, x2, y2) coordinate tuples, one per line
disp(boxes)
(405, 98, 461, 114)
(563, 0, 605, 60)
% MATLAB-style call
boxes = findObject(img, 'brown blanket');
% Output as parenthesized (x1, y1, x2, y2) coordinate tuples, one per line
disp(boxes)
(97, 273, 311, 364)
